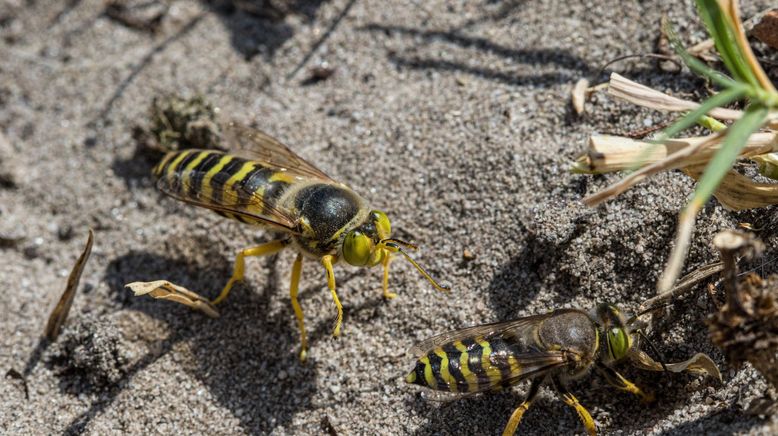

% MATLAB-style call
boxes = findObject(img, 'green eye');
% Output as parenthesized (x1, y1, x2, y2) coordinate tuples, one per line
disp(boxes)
(372, 210, 391, 239)
(607, 327, 630, 361)
(343, 231, 374, 266)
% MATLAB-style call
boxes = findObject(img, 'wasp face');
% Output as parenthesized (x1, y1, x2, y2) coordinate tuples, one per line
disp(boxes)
(595, 303, 633, 362)
(342, 210, 391, 267)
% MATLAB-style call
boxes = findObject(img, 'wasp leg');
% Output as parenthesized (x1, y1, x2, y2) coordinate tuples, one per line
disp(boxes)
(382, 253, 396, 299)
(552, 378, 597, 436)
(596, 364, 654, 402)
(211, 239, 290, 305)
(289, 253, 308, 361)
(321, 254, 343, 337)
(502, 378, 543, 436)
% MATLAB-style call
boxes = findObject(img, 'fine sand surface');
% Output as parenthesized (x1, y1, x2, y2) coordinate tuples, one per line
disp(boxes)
(2, 0, 778, 434)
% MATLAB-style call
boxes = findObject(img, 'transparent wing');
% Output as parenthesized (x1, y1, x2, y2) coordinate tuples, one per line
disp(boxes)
(222, 123, 336, 183)
(409, 314, 551, 357)
(156, 161, 299, 232)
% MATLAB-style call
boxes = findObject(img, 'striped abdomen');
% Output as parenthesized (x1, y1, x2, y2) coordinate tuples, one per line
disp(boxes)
(406, 335, 526, 394)
(153, 149, 298, 225)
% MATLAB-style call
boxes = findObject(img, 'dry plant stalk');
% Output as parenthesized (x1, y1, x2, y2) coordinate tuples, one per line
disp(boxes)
(44, 229, 94, 340)
(126, 280, 220, 318)
(708, 230, 778, 392)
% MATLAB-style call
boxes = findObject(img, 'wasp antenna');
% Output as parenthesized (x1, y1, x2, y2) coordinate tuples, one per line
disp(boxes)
(385, 243, 449, 292)
(381, 238, 419, 251)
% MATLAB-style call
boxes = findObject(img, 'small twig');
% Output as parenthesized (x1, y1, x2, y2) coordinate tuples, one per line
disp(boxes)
(286, 0, 359, 80)
(639, 261, 724, 312)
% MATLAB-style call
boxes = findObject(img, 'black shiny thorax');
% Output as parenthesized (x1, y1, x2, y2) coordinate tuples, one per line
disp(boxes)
(283, 182, 368, 257)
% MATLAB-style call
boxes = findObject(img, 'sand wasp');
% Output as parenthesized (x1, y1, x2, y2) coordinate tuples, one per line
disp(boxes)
(406, 304, 719, 435)
(150, 123, 449, 360)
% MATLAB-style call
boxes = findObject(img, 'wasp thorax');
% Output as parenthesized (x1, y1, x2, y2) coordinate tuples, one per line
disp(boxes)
(342, 210, 392, 267)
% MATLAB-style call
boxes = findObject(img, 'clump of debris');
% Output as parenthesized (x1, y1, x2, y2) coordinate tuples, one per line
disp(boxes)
(708, 230, 778, 413)
(133, 95, 225, 154)
(48, 314, 130, 392)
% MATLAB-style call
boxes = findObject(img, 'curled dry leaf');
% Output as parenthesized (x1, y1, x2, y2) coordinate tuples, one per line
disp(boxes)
(684, 166, 778, 210)
(126, 280, 219, 318)
(44, 229, 94, 340)
(629, 349, 722, 381)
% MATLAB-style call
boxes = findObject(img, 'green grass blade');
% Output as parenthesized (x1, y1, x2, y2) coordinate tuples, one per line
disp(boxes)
(689, 104, 769, 208)
(695, 0, 758, 87)
(654, 85, 746, 143)
(664, 20, 736, 89)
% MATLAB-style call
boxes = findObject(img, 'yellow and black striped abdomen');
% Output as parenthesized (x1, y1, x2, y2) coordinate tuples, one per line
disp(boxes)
(153, 149, 297, 226)
(405, 336, 525, 394)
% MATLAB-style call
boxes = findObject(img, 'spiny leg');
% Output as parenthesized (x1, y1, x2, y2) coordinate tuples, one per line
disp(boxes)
(321, 254, 343, 337)
(596, 363, 654, 402)
(552, 378, 597, 436)
(289, 253, 307, 361)
(382, 252, 396, 299)
(211, 239, 289, 305)
(502, 378, 543, 436)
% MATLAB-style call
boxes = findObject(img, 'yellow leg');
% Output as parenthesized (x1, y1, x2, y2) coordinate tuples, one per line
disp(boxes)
(321, 254, 343, 337)
(382, 252, 396, 299)
(211, 240, 289, 305)
(554, 379, 596, 436)
(503, 379, 542, 436)
(289, 253, 307, 361)
(596, 364, 654, 402)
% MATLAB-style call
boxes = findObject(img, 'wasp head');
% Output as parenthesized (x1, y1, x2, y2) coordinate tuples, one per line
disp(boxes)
(342, 210, 392, 267)
(594, 303, 634, 363)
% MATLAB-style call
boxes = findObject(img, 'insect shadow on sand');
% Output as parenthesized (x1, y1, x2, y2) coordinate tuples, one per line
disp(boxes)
(61, 245, 319, 436)
(204, 0, 330, 60)
(485, 220, 591, 322)
(358, 23, 593, 88)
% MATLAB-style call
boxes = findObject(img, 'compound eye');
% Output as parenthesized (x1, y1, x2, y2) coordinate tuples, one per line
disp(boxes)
(607, 327, 630, 361)
(371, 210, 391, 239)
(343, 231, 374, 266)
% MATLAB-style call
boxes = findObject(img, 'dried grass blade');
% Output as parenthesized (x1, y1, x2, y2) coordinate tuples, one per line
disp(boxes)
(44, 229, 94, 340)
(608, 73, 742, 120)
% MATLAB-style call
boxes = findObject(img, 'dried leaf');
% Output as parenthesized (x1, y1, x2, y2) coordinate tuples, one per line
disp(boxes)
(685, 166, 778, 210)
(629, 349, 722, 381)
(126, 280, 219, 318)
(44, 229, 94, 340)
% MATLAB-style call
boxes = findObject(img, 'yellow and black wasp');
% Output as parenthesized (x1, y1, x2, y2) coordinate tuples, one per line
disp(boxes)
(406, 304, 718, 435)
(150, 123, 449, 360)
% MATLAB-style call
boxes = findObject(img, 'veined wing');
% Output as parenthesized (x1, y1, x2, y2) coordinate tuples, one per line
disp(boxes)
(222, 122, 337, 183)
(155, 149, 300, 233)
(407, 313, 574, 397)
(409, 314, 551, 357)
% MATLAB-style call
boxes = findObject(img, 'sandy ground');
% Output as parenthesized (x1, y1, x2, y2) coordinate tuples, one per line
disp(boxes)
(1, 0, 778, 435)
